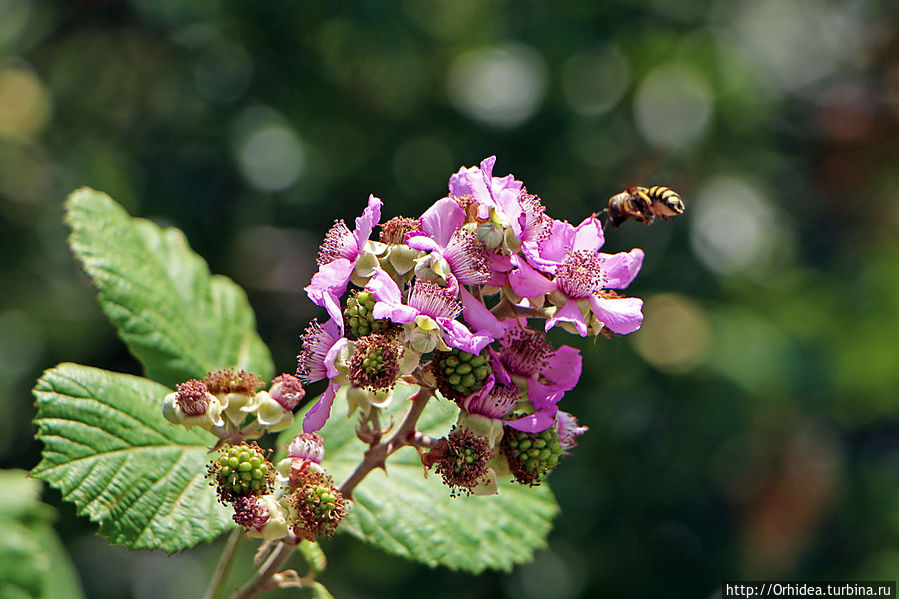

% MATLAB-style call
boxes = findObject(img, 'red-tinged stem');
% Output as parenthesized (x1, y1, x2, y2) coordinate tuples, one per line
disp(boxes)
(337, 386, 434, 499)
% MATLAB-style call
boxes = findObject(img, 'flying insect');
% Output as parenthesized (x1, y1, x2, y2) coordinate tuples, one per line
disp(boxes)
(606, 185, 684, 228)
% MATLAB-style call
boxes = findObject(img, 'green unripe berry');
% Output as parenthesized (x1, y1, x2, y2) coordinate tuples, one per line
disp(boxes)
(434, 347, 493, 398)
(503, 426, 565, 486)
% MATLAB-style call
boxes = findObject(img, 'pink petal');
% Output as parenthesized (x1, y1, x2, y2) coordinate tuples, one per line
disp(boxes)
(302, 383, 337, 433)
(420, 197, 465, 248)
(588, 295, 644, 335)
(545, 298, 588, 337)
(305, 259, 353, 321)
(504, 406, 559, 433)
(488, 348, 512, 385)
(448, 165, 480, 197)
(600, 249, 644, 289)
(438, 317, 493, 354)
(373, 303, 419, 323)
(322, 317, 344, 339)
(321, 292, 345, 327)
(527, 377, 565, 410)
(536, 219, 576, 265)
(405, 234, 441, 252)
(324, 337, 348, 379)
(573, 215, 605, 252)
(509, 255, 558, 298)
(366, 268, 402, 305)
(353, 194, 382, 253)
(460, 288, 506, 339)
(543, 345, 582, 390)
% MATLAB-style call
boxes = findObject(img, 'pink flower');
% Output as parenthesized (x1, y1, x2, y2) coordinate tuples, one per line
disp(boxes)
(449, 156, 523, 228)
(304, 195, 382, 323)
(463, 377, 558, 433)
(296, 318, 348, 432)
(509, 215, 645, 337)
(365, 268, 493, 354)
(406, 197, 491, 289)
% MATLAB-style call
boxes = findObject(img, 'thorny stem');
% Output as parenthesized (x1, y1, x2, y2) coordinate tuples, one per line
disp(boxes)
(233, 542, 295, 599)
(337, 386, 434, 499)
(203, 529, 244, 599)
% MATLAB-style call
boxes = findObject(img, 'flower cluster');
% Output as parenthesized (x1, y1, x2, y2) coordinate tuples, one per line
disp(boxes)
(300, 156, 644, 495)
(163, 369, 305, 440)
(208, 434, 347, 541)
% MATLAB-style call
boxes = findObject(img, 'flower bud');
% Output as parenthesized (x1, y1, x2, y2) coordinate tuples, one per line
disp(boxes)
(269, 374, 306, 412)
(477, 222, 504, 249)
(234, 495, 290, 540)
(162, 379, 224, 430)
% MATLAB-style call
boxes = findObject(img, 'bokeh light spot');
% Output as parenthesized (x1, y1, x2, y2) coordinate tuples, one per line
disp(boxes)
(633, 293, 710, 374)
(562, 45, 629, 116)
(690, 176, 774, 275)
(634, 63, 711, 149)
(233, 107, 305, 192)
(0, 64, 51, 140)
(447, 45, 547, 128)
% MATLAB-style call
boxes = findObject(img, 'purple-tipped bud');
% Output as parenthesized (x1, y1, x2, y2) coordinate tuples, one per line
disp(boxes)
(287, 432, 325, 464)
(270, 374, 306, 411)
(232, 496, 270, 532)
(175, 379, 210, 416)
(555, 410, 588, 451)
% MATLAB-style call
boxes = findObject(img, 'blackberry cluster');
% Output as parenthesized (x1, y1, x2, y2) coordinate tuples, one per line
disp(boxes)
(208, 442, 274, 504)
(502, 426, 564, 486)
(344, 290, 390, 339)
(290, 472, 347, 540)
(434, 347, 492, 399)
(430, 427, 492, 497)
(347, 334, 400, 391)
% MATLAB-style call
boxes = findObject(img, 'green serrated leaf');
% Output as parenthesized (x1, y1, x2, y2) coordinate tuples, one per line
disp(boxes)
(65, 187, 273, 388)
(0, 470, 85, 599)
(279, 384, 559, 573)
(31, 364, 233, 553)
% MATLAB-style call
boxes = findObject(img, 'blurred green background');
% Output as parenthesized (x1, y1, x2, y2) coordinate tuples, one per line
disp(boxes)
(2, 0, 899, 597)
